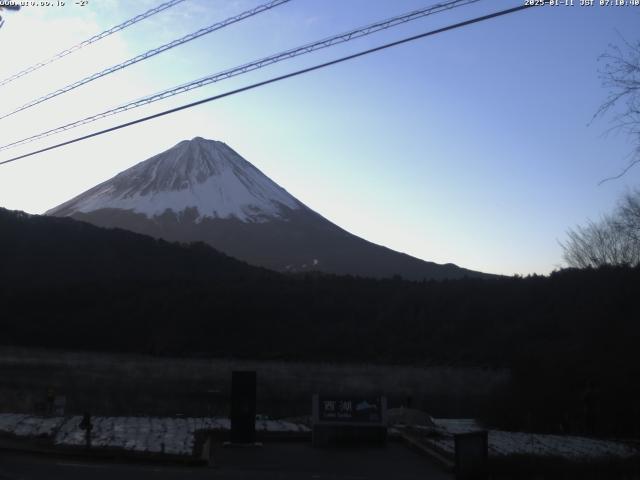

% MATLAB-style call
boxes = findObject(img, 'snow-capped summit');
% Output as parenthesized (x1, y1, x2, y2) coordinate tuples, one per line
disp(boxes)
(49, 137, 300, 222)
(48, 137, 491, 280)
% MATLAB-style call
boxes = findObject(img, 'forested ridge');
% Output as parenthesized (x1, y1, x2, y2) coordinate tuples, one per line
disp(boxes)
(1, 207, 639, 433)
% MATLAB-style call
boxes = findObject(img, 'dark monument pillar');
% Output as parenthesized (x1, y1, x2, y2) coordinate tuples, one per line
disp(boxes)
(230, 371, 256, 444)
(454, 431, 488, 480)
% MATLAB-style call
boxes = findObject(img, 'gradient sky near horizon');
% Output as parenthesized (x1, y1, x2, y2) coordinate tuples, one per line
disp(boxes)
(0, 0, 639, 276)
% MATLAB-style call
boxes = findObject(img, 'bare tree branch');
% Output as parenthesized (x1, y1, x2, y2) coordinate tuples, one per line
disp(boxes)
(562, 190, 640, 268)
(594, 35, 640, 182)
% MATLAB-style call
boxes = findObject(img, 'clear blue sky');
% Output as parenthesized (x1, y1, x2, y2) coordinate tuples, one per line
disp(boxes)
(0, 0, 639, 275)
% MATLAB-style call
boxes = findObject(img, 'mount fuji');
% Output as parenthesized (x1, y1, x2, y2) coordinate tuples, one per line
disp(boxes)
(47, 137, 488, 280)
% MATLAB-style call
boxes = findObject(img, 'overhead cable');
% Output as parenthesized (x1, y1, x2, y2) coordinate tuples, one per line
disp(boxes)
(0, 0, 187, 88)
(0, 0, 481, 152)
(0, 3, 540, 167)
(0, 0, 291, 121)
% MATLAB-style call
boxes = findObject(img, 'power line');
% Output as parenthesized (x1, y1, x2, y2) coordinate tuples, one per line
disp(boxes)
(0, 0, 187, 88)
(0, 0, 482, 152)
(0, 0, 291, 121)
(0, 3, 539, 167)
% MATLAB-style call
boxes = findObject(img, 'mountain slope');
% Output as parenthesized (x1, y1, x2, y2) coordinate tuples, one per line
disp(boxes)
(47, 137, 489, 280)
(50, 137, 299, 222)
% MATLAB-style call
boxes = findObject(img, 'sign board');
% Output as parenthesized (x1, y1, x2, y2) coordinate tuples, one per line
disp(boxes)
(312, 394, 387, 447)
(317, 397, 383, 424)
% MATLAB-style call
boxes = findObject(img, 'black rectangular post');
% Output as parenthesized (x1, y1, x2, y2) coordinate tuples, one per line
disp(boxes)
(454, 431, 488, 480)
(230, 371, 256, 444)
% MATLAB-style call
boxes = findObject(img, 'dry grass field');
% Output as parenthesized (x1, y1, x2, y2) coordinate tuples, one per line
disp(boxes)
(0, 347, 509, 419)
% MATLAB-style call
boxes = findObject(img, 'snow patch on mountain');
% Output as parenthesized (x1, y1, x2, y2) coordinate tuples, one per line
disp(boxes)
(48, 137, 301, 223)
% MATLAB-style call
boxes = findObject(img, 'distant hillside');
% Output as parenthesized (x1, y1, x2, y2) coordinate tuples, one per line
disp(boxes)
(1, 207, 636, 363)
(0, 207, 272, 286)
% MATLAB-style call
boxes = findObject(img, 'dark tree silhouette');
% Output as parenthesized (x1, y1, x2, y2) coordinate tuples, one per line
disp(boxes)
(2, 208, 640, 435)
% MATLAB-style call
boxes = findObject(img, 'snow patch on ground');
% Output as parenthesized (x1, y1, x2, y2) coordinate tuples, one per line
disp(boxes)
(0, 414, 309, 456)
(0, 413, 66, 437)
(414, 418, 640, 460)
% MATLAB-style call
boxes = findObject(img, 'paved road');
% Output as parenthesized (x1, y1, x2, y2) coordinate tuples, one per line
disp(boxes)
(0, 442, 453, 479)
